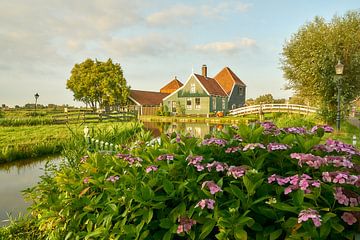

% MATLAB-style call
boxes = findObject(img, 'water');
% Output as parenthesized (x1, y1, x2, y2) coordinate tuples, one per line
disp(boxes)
(0, 156, 60, 226)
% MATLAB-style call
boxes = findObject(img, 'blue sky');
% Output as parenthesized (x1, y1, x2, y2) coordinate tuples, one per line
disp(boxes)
(0, 0, 359, 106)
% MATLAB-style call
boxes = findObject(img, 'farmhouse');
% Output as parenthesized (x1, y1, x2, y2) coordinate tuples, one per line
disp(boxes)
(163, 65, 246, 115)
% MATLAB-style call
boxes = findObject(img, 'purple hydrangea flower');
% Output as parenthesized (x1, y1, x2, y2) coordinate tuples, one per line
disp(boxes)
(157, 154, 174, 161)
(202, 138, 228, 147)
(298, 208, 322, 227)
(267, 142, 290, 152)
(106, 175, 120, 183)
(177, 217, 196, 234)
(227, 166, 247, 179)
(146, 165, 158, 173)
(195, 199, 215, 210)
(201, 181, 222, 194)
(243, 143, 265, 151)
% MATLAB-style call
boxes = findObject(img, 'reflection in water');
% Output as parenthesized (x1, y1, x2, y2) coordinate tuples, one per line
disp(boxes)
(0, 156, 60, 226)
(143, 121, 226, 138)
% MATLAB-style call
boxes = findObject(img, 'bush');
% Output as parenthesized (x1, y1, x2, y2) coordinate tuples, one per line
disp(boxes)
(22, 122, 360, 239)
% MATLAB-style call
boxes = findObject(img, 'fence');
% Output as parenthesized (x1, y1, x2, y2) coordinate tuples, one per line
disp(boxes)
(229, 104, 318, 116)
(52, 110, 137, 124)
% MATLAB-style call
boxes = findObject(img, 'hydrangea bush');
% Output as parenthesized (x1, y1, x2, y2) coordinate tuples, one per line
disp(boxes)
(25, 122, 360, 239)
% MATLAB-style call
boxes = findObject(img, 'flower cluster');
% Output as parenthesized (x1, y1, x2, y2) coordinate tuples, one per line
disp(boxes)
(146, 165, 158, 173)
(227, 166, 247, 179)
(298, 208, 322, 227)
(243, 143, 265, 151)
(334, 187, 360, 207)
(311, 125, 334, 133)
(177, 217, 197, 234)
(225, 146, 242, 153)
(322, 172, 359, 186)
(313, 139, 360, 156)
(202, 137, 228, 147)
(106, 175, 119, 183)
(261, 122, 280, 135)
(341, 212, 357, 225)
(116, 153, 143, 166)
(233, 134, 243, 142)
(83, 177, 90, 184)
(281, 127, 307, 135)
(324, 156, 353, 168)
(268, 174, 321, 194)
(195, 199, 215, 210)
(186, 155, 204, 171)
(206, 161, 228, 172)
(80, 155, 89, 163)
(201, 181, 222, 194)
(267, 142, 290, 152)
(290, 153, 326, 169)
(157, 154, 174, 161)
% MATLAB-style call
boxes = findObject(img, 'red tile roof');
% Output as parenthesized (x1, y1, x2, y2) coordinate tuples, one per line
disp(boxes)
(129, 90, 169, 106)
(194, 74, 227, 96)
(160, 78, 183, 94)
(214, 67, 246, 94)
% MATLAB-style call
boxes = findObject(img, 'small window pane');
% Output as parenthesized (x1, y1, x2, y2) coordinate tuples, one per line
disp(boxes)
(186, 98, 192, 109)
(195, 98, 201, 109)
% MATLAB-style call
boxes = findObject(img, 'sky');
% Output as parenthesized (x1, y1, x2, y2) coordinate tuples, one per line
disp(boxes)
(0, 0, 359, 107)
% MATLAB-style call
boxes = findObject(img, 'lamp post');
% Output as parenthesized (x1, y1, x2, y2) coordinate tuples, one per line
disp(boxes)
(335, 60, 344, 131)
(34, 93, 39, 112)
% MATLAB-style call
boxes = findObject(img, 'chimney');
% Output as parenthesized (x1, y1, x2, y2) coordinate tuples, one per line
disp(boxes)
(202, 64, 207, 77)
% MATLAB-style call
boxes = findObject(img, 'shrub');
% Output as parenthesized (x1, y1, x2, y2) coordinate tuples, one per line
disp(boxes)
(23, 122, 360, 239)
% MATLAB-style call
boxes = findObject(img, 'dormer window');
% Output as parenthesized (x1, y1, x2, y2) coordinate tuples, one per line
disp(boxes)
(190, 84, 196, 93)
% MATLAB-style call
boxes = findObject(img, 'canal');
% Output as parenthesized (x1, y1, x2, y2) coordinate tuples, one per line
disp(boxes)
(0, 156, 60, 226)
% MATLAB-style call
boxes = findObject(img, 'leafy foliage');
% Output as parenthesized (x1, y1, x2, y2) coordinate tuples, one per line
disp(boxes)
(66, 58, 129, 110)
(281, 10, 360, 121)
(20, 122, 360, 239)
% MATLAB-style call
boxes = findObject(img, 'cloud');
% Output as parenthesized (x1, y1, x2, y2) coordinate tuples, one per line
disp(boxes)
(103, 34, 187, 57)
(194, 38, 256, 54)
(146, 1, 251, 26)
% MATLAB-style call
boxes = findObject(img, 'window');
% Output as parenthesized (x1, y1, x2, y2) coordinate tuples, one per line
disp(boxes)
(190, 84, 196, 93)
(212, 97, 216, 111)
(195, 98, 201, 109)
(222, 98, 226, 110)
(171, 101, 177, 112)
(238, 87, 243, 96)
(186, 98, 192, 109)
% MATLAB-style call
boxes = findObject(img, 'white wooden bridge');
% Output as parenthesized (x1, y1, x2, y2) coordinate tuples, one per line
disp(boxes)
(228, 104, 318, 116)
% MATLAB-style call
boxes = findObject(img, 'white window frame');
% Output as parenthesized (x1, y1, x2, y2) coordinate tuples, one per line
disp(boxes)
(190, 83, 196, 93)
(186, 98, 192, 109)
(212, 97, 216, 111)
(195, 97, 201, 109)
(222, 98, 226, 110)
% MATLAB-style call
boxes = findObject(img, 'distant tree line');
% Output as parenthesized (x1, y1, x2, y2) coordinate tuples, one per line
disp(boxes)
(245, 94, 286, 106)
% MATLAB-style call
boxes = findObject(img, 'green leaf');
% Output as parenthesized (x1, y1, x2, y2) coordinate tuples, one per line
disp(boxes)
(65, 232, 73, 240)
(331, 221, 345, 233)
(199, 219, 216, 239)
(322, 212, 337, 223)
(163, 179, 174, 194)
(269, 229, 282, 240)
(234, 228, 247, 240)
(320, 222, 331, 239)
(160, 218, 174, 229)
(108, 203, 118, 213)
(272, 203, 298, 214)
(230, 184, 246, 203)
(335, 206, 360, 212)
(292, 190, 304, 206)
(162, 231, 172, 240)
(139, 230, 150, 240)
(197, 173, 208, 182)
(144, 209, 153, 224)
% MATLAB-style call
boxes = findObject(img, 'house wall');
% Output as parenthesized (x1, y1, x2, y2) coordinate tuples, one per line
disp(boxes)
(210, 96, 228, 113)
(228, 84, 246, 109)
(164, 75, 210, 115)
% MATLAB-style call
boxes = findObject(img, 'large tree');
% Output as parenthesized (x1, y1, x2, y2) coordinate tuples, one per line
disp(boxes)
(281, 10, 360, 120)
(66, 58, 129, 110)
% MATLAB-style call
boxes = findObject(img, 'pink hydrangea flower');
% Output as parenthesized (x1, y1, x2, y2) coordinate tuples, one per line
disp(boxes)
(227, 166, 247, 179)
(145, 165, 158, 173)
(341, 212, 357, 225)
(195, 199, 215, 210)
(267, 143, 290, 152)
(202, 181, 222, 194)
(106, 175, 119, 183)
(157, 154, 174, 161)
(206, 161, 228, 172)
(80, 155, 89, 163)
(298, 208, 322, 227)
(177, 217, 196, 234)
(83, 177, 90, 184)
(225, 146, 242, 153)
(243, 143, 265, 151)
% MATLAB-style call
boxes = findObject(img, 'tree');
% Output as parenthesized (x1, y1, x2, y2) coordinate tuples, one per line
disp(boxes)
(281, 10, 360, 121)
(66, 58, 129, 110)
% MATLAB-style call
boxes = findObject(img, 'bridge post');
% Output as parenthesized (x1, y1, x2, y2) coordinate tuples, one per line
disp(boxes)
(259, 104, 264, 122)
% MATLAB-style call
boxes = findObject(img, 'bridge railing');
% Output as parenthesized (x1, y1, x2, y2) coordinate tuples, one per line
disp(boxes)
(229, 104, 318, 116)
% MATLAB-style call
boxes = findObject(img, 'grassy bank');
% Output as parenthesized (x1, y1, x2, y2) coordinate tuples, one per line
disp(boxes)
(0, 121, 140, 163)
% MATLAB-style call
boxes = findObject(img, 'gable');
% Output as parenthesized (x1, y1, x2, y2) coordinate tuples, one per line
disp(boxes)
(160, 78, 183, 94)
(194, 74, 227, 96)
(214, 67, 246, 95)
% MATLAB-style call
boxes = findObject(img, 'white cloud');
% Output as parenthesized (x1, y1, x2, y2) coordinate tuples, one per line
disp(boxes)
(194, 38, 256, 54)
(146, 1, 251, 26)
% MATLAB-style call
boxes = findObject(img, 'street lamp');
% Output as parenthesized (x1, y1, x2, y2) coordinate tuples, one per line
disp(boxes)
(335, 60, 344, 131)
(34, 93, 39, 112)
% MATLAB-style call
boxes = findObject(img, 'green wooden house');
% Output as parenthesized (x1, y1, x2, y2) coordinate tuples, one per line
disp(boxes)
(163, 65, 246, 115)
